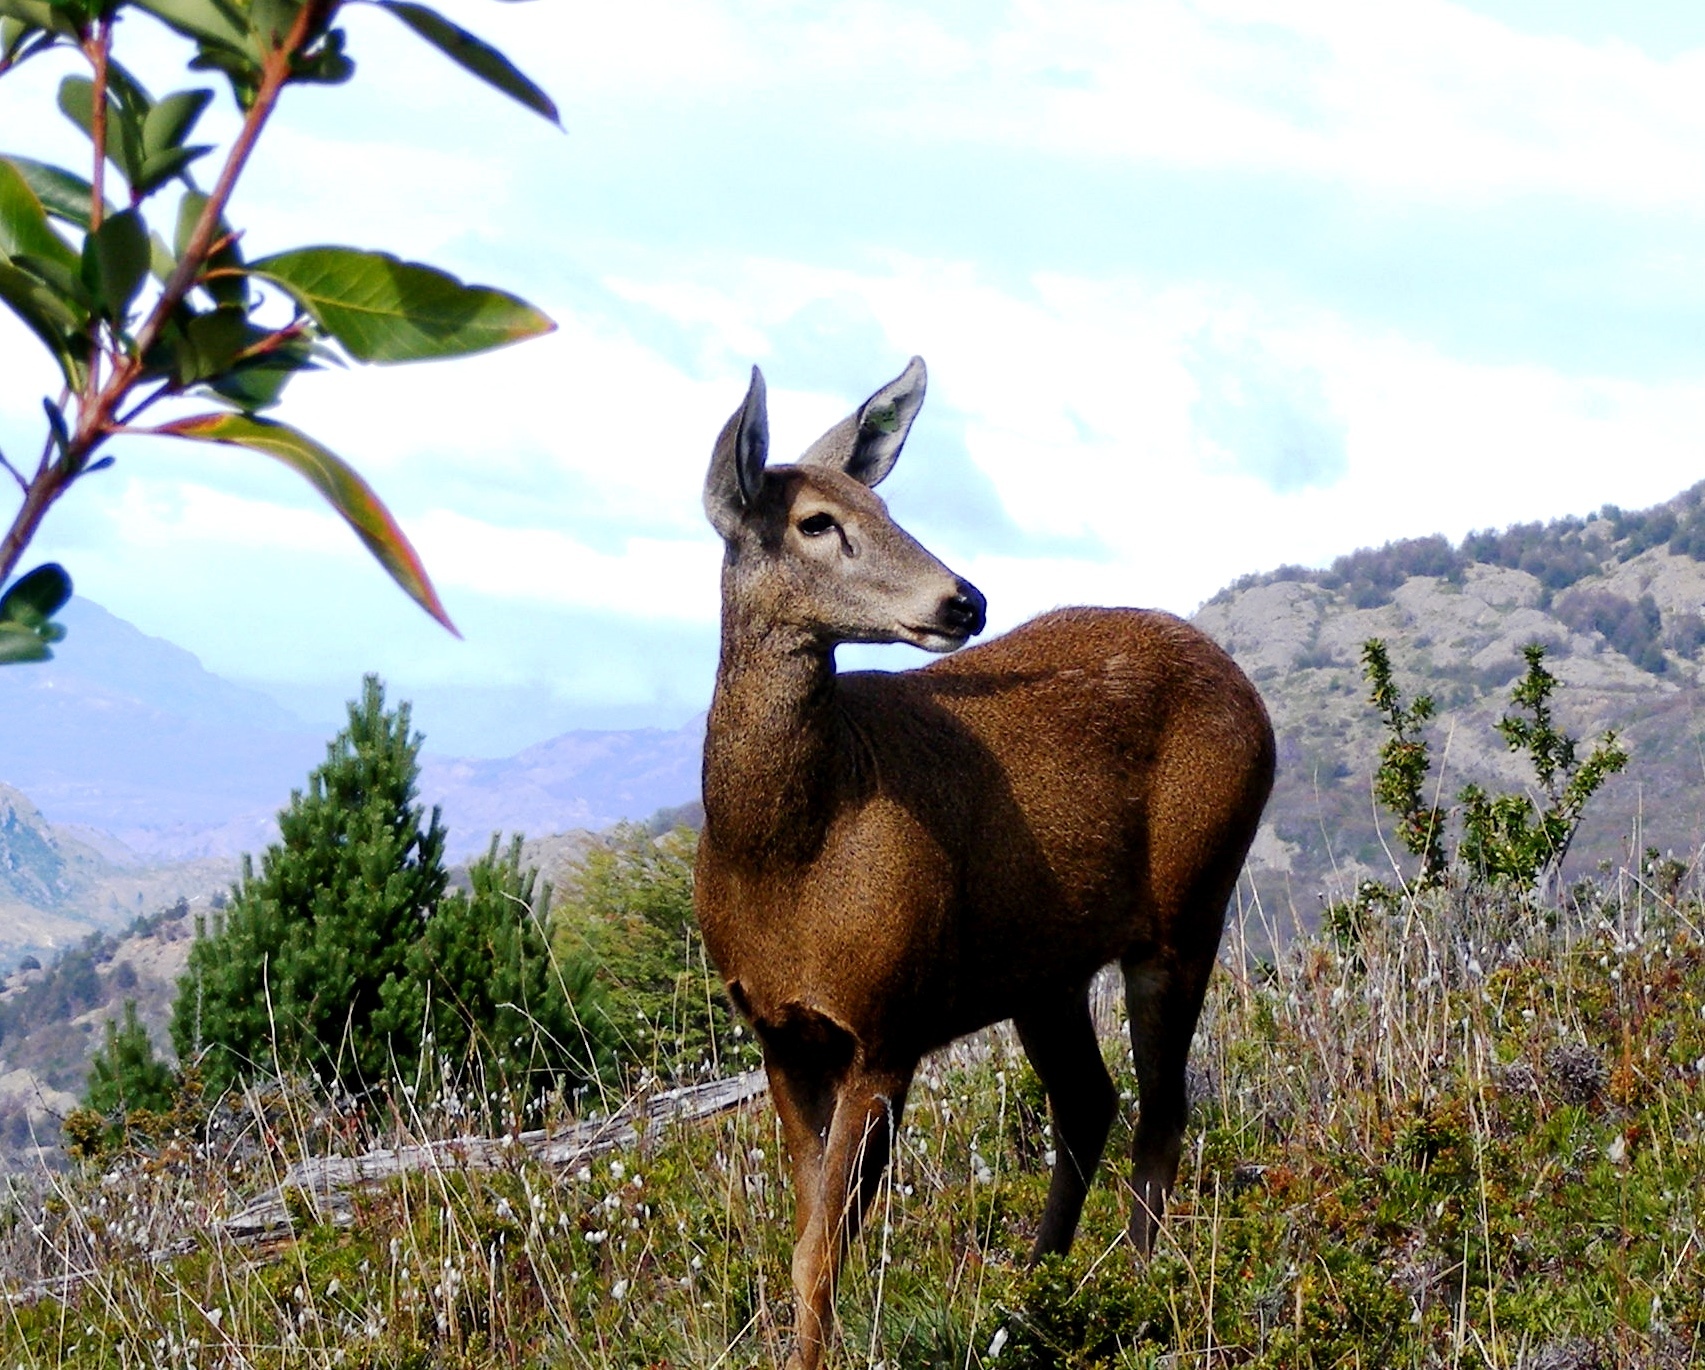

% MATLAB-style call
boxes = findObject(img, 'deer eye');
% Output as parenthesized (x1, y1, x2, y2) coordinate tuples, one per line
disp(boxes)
(797, 512, 837, 537)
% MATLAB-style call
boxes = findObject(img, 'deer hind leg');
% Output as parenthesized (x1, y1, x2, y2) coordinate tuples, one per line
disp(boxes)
(1121, 953, 1213, 1253)
(1014, 989, 1118, 1261)
(761, 1010, 911, 1370)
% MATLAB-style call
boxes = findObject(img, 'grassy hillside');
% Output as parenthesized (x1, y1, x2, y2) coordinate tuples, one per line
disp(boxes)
(3, 875, 1699, 1367)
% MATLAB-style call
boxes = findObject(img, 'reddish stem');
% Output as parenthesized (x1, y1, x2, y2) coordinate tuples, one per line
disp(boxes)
(0, 3, 339, 589)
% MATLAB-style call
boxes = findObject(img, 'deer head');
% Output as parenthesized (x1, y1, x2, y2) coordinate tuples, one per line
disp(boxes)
(703, 357, 987, 653)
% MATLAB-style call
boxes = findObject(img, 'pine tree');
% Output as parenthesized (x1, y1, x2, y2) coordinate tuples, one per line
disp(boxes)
(375, 835, 617, 1121)
(170, 676, 448, 1094)
(86, 1001, 176, 1118)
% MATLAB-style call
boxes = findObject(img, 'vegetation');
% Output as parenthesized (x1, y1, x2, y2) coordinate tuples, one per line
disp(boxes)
(552, 822, 760, 1085)
(171, 675, 450, 1093)
(169, 677, 608, 1117)
(5, 873, 1701, 1367)
(0, 0, 559, 662)
(376, 835, 617, 1122)
(1360, 639, 1626, 900)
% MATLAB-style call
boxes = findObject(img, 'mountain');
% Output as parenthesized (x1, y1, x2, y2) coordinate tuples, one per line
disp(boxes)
(419, 720, 705, 845)
(0, 782, 234, 974)
(0, 598, 325, 856)
(1210, 487, 1705, 923)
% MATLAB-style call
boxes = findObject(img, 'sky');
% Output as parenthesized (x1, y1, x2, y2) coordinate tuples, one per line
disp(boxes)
(4, 0, 1705, 755)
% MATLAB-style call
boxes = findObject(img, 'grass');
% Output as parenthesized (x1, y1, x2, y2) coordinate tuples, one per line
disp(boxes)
(3, 870, 1703, 1368)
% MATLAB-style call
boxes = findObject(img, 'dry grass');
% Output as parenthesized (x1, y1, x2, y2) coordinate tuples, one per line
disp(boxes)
(4, 869, 1703, 1368)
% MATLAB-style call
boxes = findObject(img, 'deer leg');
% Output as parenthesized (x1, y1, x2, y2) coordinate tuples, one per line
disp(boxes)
(785, 1062, 911, 1370)
(1121, 955, 1212, 1253)
(1015, 990, 1118, 1261)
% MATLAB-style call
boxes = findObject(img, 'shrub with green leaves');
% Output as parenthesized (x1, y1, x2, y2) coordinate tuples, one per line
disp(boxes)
(1361, 638, 1627, 897)
(0, 0, 558, 660)
(1359, 638, 1445, 885)
(1458, 643, 1628, 892)
(171, 674, 449, 1094)
(374, 835, 619, 1121)
(553, 823, 760, 1083)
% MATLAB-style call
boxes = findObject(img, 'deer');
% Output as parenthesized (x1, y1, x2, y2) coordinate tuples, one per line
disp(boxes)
(694, 356, 1275, 1370)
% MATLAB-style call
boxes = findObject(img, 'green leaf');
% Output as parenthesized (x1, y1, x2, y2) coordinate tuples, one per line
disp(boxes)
(131, 0, 251, 53)
(374, 1, 558, 125)
(0, 155, 110, 229)
(0, 260, 87, 388)
(175, 189, 247, 306)
(0, 156, 78, 270)
(81, 207, 151, 320)
(248, 247, 555, 363)
(134, 142, 214, 196)
(155, 412, 457, 631)
(0, 0, 79, 37)
(174, 305, 251, 382)
(142, 88, 213, 157)
(0, 562, 72, 622)
(0, 562, 72, 663)
(57, 72, 149, 189)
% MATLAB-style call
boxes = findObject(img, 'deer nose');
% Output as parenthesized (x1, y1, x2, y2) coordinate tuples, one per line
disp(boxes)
(943, 579, 987, 637)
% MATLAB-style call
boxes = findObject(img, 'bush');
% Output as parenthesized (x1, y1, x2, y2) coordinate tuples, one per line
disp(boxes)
(374, 836, 618, 1121)
(85, 1001, 176, 1120)
(171, 676, 448, 1095)
(553, 824, 759, 1083)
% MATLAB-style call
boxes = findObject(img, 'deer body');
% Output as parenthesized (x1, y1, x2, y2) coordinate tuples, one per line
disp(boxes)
(696, 360, 1274, 1370)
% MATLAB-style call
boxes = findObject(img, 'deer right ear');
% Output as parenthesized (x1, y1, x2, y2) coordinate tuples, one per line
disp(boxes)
(705, 366, 770, 538)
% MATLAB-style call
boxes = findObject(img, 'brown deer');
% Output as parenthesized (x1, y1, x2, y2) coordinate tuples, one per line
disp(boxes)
(694, 357, 1275, 1370)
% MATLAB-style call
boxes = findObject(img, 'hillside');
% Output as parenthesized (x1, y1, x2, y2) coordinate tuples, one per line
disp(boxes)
(1210, 486, 1705, 921)
(0, 783, 234, 972)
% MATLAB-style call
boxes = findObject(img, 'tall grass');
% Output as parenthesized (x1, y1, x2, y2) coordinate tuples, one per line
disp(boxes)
(5, 869, 1702, 1368)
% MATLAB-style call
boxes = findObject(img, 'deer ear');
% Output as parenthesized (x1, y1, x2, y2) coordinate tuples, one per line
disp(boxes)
(705, 366, 770, 537)
(798, 356, 926, 488)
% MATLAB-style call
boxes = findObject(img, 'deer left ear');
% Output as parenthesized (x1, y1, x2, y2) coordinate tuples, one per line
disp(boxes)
(799, 356, 927, 488)
(705, 366, 770, 538)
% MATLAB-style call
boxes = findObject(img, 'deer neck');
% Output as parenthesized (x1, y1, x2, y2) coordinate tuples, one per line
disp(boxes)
(703, 605, 847, 864)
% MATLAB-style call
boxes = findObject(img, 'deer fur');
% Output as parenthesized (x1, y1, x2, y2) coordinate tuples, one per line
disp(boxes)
(694, 357, 1275, 1370)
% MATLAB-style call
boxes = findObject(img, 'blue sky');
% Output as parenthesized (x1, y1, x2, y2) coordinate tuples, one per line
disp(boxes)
(4, 0, 1705, 754)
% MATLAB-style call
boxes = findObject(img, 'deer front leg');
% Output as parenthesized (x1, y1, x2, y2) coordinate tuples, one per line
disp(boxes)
(767, 1045, 911, 1370)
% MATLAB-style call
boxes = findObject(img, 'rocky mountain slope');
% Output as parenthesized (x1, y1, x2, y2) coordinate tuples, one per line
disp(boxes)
(1212, 488, 1705, 923)
(0, 783, 234, 972)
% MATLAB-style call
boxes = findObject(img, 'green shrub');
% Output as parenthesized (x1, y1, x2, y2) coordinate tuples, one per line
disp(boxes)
(171, 676, 449, 1095)
(553, 823, 759, 1082)
(375, 836, 618, 1121)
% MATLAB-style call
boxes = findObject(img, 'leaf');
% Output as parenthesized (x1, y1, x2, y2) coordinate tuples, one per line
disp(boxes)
(81, 207, 151, 320)
(176, 189, 247, 306)
(0, 0, 78, 37)
(134, 142, 214, 196)
(131, 0, 251, 53)
(374, 1, 558, 125)
(142, 88, 213, 156)
(0, 259, 86, 388)
(0, 156, 78, 269)
(0, 155, 110, 228)
(156, 412, 457, 631)
(248, 246, 554, 363)
(0, 562, 72, 663)
(0, 562, 72, 622)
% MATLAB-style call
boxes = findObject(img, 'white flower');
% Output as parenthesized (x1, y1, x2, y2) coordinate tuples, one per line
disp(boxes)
(611, 1279, 629, 1301)
(610, 1160, 625, 1180)
(987, 1327, 1009, 1358)
(586, 1229, 608, 1245)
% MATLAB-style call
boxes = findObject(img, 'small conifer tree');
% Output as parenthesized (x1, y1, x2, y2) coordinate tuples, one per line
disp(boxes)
(375, 835, 616, 1120)
(86, 1001, 176, 1118)
(171, 675, 447, 1094)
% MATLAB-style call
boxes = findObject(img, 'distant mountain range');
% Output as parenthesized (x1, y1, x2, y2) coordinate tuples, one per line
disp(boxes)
(0, 599, 704, 969)
(11, 482, 1705, 970)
